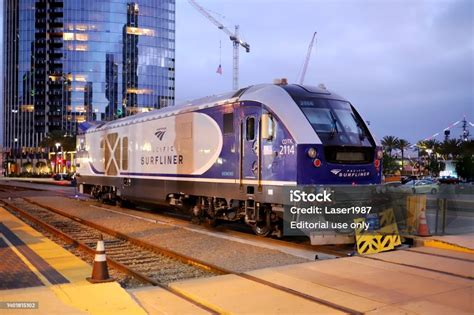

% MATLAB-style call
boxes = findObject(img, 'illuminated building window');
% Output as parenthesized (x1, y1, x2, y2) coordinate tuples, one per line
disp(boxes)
(20, 105, 34, 112)
(126, 88, 152, 94)
(75, 75, 87, 82)
(75, 33, 88, 41)
(63, 32, 74, 40)
(75, 44, 88, 51)
(126, 27, 155, 36)
(75, 24, 87, 31)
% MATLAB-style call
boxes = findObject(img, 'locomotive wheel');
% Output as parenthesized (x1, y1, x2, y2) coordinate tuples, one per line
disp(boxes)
(251, 223, 271, 237)
(251, 210, 272, 237)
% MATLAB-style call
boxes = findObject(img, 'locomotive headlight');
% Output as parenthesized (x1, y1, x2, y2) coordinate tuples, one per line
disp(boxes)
(307, 147, 317, 159)
(377, 150, 383, 159)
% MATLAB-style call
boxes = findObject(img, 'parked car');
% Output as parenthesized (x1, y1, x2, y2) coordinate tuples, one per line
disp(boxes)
(401, 175, 419, 184)
(53, 173, 72, 181)
(438, 176, 460, 184)
(402, 179, 439, 194)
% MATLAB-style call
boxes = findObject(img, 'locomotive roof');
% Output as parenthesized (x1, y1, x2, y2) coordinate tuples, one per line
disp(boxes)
(84, 84, 346, 137)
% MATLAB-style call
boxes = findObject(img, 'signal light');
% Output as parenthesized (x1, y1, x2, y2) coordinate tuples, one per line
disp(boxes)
(374, 159, 380, 168)
(313, 159, 321, 167)
(307, 147, 317, 159)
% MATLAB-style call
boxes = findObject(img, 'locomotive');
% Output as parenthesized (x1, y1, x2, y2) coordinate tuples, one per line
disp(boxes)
(75, 81, 382, 236)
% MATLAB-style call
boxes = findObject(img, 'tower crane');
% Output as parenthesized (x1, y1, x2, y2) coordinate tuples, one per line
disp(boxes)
(188, 0, 250, 90)
(299, 32, 317, 85)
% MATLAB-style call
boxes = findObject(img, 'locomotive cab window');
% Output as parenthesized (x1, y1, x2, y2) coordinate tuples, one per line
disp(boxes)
(246, 117, 255, 141)
(223, 113, 233, 134)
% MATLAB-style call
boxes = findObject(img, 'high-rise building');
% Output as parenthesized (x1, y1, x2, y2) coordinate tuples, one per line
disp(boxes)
(2, 0, 175, 155)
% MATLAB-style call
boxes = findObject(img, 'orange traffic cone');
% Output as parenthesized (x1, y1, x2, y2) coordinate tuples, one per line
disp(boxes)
(417, 208, 431, 237)
(87, 234, 114, 283)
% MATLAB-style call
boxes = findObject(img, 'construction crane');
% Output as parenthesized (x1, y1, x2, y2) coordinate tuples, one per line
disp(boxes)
(188, 0, 250, 90)
(299, 32, 317, 85)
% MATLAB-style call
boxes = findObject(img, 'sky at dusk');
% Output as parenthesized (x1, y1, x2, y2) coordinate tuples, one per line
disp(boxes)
(0, 1, 472, 147)
(175, 0, 473, 144)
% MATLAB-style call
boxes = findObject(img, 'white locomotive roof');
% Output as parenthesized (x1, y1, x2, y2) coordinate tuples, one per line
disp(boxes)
(84, 83, 367, 145)
(85, 90, 239, 133)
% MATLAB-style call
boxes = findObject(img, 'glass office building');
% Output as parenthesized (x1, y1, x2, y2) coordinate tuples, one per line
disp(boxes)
(2, 0, 175, 152)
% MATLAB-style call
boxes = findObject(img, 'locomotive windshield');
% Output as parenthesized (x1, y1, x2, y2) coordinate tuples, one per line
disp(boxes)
(297, 98, 373, 146)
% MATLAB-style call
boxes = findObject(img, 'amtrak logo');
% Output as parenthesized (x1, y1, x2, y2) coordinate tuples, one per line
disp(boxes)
(330, 168, 370, 178)
(154, 128, 167, 141)
(330, 169, 342, 175)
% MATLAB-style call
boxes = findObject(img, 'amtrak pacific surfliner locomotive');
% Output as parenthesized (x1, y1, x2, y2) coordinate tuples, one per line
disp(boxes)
(76, 82, 382, 236)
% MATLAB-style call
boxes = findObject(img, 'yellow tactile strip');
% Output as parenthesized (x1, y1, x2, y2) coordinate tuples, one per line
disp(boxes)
(0, 207, 147, 315)
(0, 237, 44, 289)
(0, 222, 70, 285)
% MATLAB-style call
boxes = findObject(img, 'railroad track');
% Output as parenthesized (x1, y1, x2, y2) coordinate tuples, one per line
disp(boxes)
(0, 184, 43, 192)
(2, 198, 363, 314)
(88, 201, 353, 259)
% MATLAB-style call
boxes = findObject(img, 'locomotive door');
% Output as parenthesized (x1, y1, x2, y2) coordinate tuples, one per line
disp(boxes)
(239, 105, 262, 188)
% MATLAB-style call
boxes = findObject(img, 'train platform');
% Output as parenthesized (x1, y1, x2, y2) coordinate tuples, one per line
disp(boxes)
(0, 206, 146, 314)
(162, 247, 473, 314)
(417, 233, 474, 253)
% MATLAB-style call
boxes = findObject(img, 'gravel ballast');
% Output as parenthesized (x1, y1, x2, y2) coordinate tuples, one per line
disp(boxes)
(24, 196, 309, 272)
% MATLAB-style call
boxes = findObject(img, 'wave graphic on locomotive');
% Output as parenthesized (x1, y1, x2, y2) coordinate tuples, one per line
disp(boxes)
(75, 83, 382, 236)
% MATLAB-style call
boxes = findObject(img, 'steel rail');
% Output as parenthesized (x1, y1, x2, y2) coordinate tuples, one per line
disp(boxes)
(361, 255, 473, 280)
(89, 201, 350, 258)
(1, 200, 219, 314)
(19, 198, 363, 315)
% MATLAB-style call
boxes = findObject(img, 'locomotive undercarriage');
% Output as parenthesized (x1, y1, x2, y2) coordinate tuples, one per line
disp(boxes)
(168, 194, 283, 237)
(87, 184, 283, 237)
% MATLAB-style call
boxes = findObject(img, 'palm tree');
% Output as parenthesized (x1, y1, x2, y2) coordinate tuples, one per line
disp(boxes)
(440, 139, 461, 159)
(416, 140, 428, 158)
(397, 139, 411, 170)
(381, 136, 399, 157)
(424, 139, 441, 154)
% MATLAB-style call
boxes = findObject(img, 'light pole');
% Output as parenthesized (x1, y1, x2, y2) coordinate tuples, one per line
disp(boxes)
(55, 142, 61, 173)
(14, 138, 18, 175)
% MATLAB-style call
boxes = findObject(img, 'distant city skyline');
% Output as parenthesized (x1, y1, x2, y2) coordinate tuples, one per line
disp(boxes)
(175, 0, 473, 144)
(1, 0, 175, 151)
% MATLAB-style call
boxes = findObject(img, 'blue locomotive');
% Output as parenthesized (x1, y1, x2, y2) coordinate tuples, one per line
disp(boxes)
(76, 81, 382, 236)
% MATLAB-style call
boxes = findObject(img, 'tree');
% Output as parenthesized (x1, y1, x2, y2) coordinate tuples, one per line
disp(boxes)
(416, 141, 428, 158)
(455, 155, 473, 181)
(381, 136, 399, 157)
(455, 140, 474, 181)
(440, 139, 461, 159)
(396, 139, 411, 170)
(382, 152, 398, 175)
(39, 130, 76, 152)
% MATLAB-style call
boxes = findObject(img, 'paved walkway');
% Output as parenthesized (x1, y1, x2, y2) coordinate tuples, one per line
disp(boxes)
(164, 247, 473, 314)
(0, 207, 146, 314)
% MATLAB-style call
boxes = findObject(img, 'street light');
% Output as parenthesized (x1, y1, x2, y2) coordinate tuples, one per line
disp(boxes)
(55, 142, 61, 173)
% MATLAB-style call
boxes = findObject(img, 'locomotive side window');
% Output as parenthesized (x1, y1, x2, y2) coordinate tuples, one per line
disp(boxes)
(122, 137, 128, 170)
(246, 117, 255, 141)
(223, 113, 233, 134)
